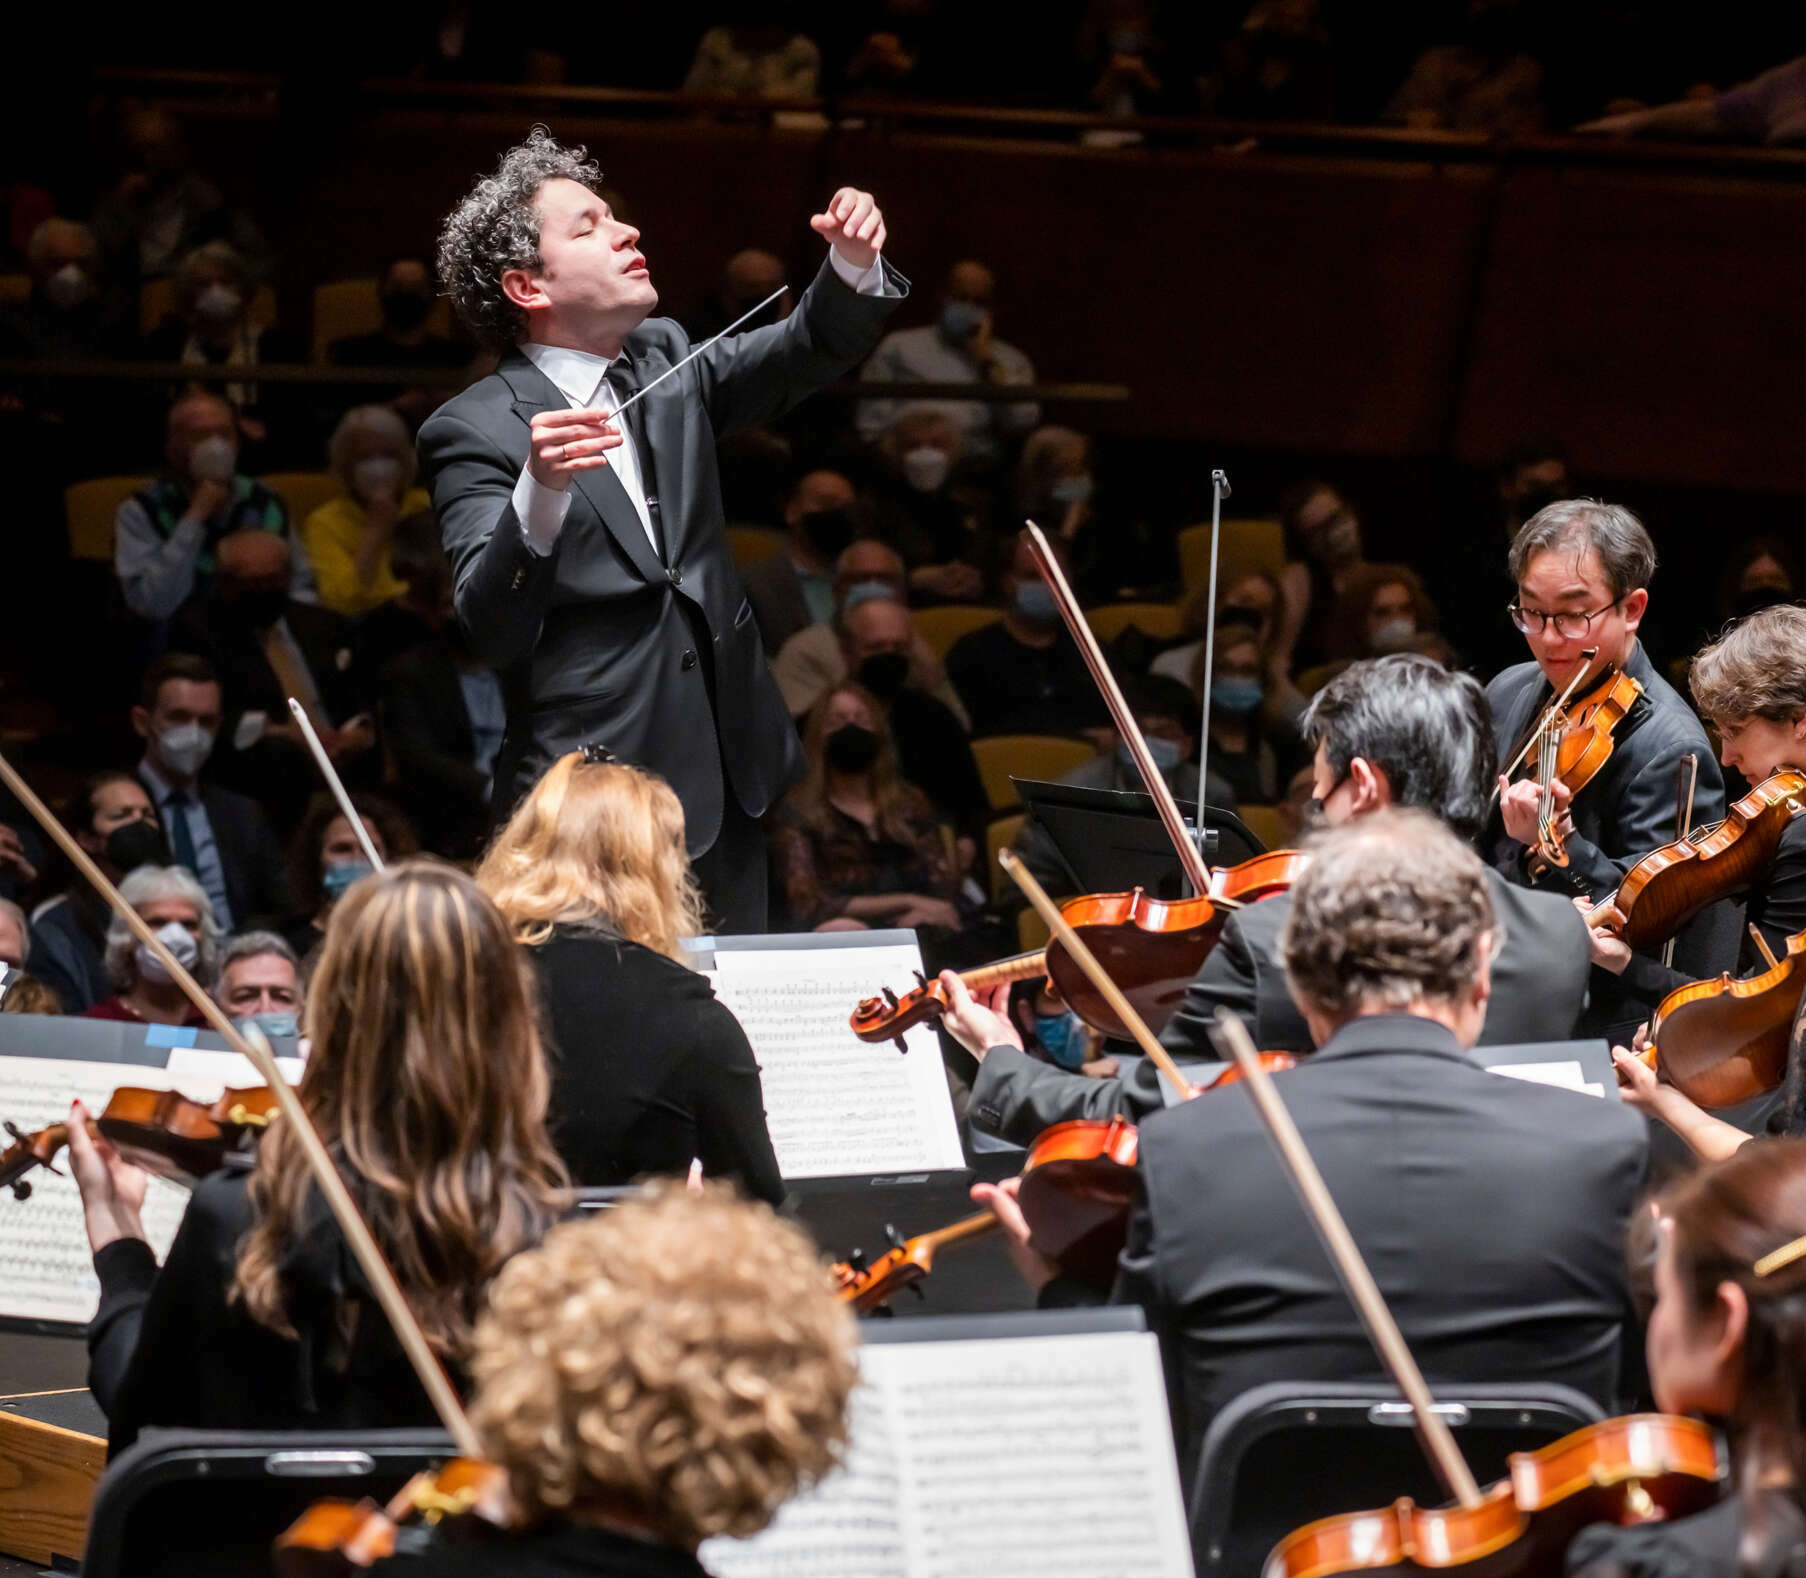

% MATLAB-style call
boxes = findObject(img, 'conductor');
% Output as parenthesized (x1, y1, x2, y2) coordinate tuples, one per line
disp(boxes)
(422, 129, 907, 930)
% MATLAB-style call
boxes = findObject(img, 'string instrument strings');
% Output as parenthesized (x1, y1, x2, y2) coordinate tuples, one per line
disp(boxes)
(0, 747, 482, 1461)
(1497, 650, 1600, 786)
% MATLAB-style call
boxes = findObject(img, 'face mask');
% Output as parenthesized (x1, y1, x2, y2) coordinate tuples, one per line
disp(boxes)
(800, 508, 856, 561)
(104, 819, 169, 873)
(840, 580, 901, 616)
(1314, 513, 1361, 565)
(381, 289, 432, 332)
(1050, 474, 1094, 507)
(1210, 678, 1264, 716)
(901, 445, 950, 493)
(1218, 602, 1265, 635)
(137, 921, 198, 985)
(193, 282, 244, 326)
(322, 860, 375, 901)
(1035, 1010, 1087, 1071)
(189, 433, 237, 483)
(228, 584, 290, 628)
(825, 723, 881, 775)
(856, 650, 911, 701)
(1012, 580, 1059, 626)
(156, 721, 215, 778)
(45, 262, 93, 310)
(938, 300, 985, 341)
(352, 455, 405, 499)
(1370, 616, 1417, 654)
(240, 1010, 299, 1040)
(1117, 736, 1182, 776)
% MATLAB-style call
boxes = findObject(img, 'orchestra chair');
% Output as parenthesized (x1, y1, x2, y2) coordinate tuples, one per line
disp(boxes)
(1296, 659, 1351, 697)
(139, 278, 277, 336)
(913, 604, 1003, 661)
(0, 1384, 103, 1568)
(1235, 804, 1284, 853)
(984, 812, 1028, 905)
(1018, 905, 1051, 953)
(257, 471, 340, 526)
(65, 475, 153, 562)
(82, 1426, 455, 1578)
(1187, 1380, 1603, 1575)
(1177, 518, 1285, 595)
(0, 272, 29, 305)
(724, 525, 787, 571)
(970, 735, 1096, 813)
(311, 277, 453, 361)
(1085, 602, 1184, 644)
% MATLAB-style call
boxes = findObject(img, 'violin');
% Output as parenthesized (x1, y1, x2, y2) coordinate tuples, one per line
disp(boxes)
(1589, 770, 1806, 950)
(1266, 1413, 1725, 1578)
(850, 851, 1308, 1051)
(275, 1459, 515, 1577)
(1507, 660, 1643, 869)
(0, 1084, 277, 1200)
(831, 1211, 1000, 1313)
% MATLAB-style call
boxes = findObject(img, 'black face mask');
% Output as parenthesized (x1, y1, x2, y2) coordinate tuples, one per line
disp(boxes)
(1218, 603, 1264, 635)
(105, 819, 169, 873)
(800, 508, 857, 561)
(825, 723, 881, 775)
(856, 650, 910, 701)
(382, 290, 433, 333)
(227, 586, 290, 629)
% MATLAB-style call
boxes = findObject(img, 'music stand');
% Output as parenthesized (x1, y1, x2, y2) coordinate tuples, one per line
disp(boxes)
(1014, 778, 1267, 901)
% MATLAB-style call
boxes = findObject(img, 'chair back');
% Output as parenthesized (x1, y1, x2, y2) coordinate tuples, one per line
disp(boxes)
(1086, 602, 1183, 644)
(257, 471, 342, 526)
(1235, 804, 1284, 853)
(65, 475, 153, 562)
(140, 279, 278, 336)
(1189, 1380, 1604, 1575)
(311, 277, 453, 360)
(984, 812, 1028, 905)
(913, 604, 1003, 661)
(725, 525, 787, 570)
(1178, 518, 1285, 594)
(969, 735, 1097, 813)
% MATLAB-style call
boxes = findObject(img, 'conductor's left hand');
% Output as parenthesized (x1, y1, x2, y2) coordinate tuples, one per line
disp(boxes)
(812, 188, 886, 271)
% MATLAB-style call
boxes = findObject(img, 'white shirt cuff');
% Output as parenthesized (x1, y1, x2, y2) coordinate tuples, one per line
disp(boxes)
(512, 463, 574, 556)
(829, 249, 889, 296)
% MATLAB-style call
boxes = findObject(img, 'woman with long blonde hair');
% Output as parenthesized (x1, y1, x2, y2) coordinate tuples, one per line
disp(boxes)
(476, 750, 784, 1204)
(66, 860, 569, 1454)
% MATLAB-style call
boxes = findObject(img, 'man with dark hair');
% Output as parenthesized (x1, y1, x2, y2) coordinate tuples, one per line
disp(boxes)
(742, 466, 859, 654)
(960, 655, 1591, 1144)
(419, 129, 907, 931)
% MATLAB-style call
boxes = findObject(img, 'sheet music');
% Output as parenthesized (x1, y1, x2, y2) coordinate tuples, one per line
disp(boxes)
(705, 1330, 1193, 1578)
(705, 943, 964, 1179)
(1486, 1059, 1605, 1098)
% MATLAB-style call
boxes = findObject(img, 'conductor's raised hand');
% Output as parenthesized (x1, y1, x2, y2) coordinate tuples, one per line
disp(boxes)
(527, 408, 622, 492)
(811, 188, 886, 271)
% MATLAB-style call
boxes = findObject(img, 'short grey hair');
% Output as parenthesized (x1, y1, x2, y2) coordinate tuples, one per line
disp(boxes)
(1507, 499, 1657, 601)
(104, 866, 221, 992)
(218, 929, 300, 977)
(174, 240, 250, 315)
(0, 898, 28, 965)
(326, 404, 416, 495)
(437, 126, 603, 350)
(1281, 808, 1497, 1017)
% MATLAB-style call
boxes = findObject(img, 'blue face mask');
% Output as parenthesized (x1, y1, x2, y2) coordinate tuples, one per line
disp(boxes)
(840, 579, 900, 615)
(241, 1010, 299, 1041)
(1012, 581, 1059, 626)
(1210, 678, 1264, 716)
(1035, 1010, 1088, 1072)
(321, 860, 375, 901)
(1117, 736, 1182, 775)
(939, 300, 986, 341)
(1049, 474, 1094, 507)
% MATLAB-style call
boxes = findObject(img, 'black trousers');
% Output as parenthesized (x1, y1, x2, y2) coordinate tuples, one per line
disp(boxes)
(691, 792, 768, 937)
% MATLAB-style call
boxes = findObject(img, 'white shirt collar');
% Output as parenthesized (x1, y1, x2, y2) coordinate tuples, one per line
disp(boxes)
(521, 342, 624, 409)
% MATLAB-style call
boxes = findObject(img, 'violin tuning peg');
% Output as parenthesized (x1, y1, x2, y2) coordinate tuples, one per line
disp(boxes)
(893, 1036, 908, 1055)
(912, 969, 928, 988)
(884, 1223, 906, 1249)
(9, 1179, 30, 1201)
(908, 1282, 925, 1300)
(881, 986, 899, 1010)
(847, 1248, 868, 1272)
(2, 1121, 24, 1143)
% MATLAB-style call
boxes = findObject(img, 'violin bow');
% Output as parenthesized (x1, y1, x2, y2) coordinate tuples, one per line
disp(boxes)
(0, 748, 482, 1460)
(1192, 470, 1231, 868)
(1000, 848, 1200, 1100)
(287, 697, 386, 871)
(1493, 649, 1601, 793)
(1205, 1009, 1482, 1509)
(1020, 522, 1234, 907)
(1662, 754, 1699, 969)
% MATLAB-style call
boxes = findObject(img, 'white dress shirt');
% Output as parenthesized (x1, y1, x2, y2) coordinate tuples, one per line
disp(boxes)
(511, 248, 889, 559)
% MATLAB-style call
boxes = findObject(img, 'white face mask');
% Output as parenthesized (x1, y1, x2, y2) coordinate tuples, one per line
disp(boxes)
(157, 721, 215, 778)
(351, 455, 405, 499)
(902, 445, 950, 493)
(45, 262, 93, 310)
(136, 921, 199, 985)
(1370, 616, 1417, 654)
(193, 282, 244, 325)
(189, 433, 237, 483)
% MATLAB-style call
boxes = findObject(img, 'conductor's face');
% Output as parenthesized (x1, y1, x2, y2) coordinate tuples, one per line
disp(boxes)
(508, 178, 658, 346)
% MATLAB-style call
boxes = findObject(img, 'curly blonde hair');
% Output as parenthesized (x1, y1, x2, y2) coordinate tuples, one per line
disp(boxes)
(470, 1181, 858, 1547)
(475, 753, 704, 960)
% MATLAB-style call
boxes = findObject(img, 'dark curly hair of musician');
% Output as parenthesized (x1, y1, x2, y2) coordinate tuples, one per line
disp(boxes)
(436, 126, 603, 351)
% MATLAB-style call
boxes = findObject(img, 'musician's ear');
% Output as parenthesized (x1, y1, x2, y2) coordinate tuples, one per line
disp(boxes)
(500, 267, 548, 313)
(1620, 587, 1649, 634)
(1346, 756, 1388, 815)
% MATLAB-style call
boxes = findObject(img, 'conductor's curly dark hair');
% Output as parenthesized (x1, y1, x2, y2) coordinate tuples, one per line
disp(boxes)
(437, 127, 603, 351)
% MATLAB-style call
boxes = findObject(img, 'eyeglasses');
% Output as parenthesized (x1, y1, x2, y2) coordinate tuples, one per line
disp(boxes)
(579, 743, 618, 765)
(1507, 599, 1623, 640)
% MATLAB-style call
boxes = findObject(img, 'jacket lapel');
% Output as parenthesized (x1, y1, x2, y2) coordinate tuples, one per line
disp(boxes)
(499, 351, 665, 587)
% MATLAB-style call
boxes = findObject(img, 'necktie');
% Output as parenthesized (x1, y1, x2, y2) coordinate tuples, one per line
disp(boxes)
(612, 357, 664, 559)
(165, 790, 199, 873)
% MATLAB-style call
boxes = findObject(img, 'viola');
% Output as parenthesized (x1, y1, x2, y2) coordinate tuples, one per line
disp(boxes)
(1266, 1413, 1724, 1578)
(1519, 663, 1644, 869)
(1589, 770, 1806, 950)
(0, 1084, 278, 1200)
(831, 1211, 1000, 1313)
(274, 1459, 515, 1577)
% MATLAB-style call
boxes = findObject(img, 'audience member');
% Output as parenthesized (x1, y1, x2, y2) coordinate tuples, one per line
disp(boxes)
(769, 683, 965, 943)
(1015, 422, 1158, 598)
(84, 864, 219, 1026)
(682, 16, 823, 99)
(2, 972, 62, 1016)
(1580, 53, 1806, 143)
(302, 405, 434, 617)
(325, 255, 470, 428)
(0, 898, 27, 972)
(132, 653, 290, 930)
(840, 2, 949, 98)
(1160, 568, 1308, 734)
(772, 540, 969, 723)
(477, 752, 784, 1203)
(1194, 624, 1288, 804)
(1499, 436, 1572, 537)
(1198, 0, 1338, 121)
(744, 467, 859, 653)
(687, 247, 793, 341)
(1277, 478, 1367, 672)
(1383, 0, 1546, 134)
(27, 772, 166, 1015)
(867, 407, 987, 601)
(858, 259, 1040, 473)
(1274, 762, 1317, 844)
(114, 391, 294, 630)
(212, 930, 303, 1037)
(1077, 0, 1177, 118)
(1717, 534, 1799, 624)
(280, 791, 417, 965)
(1322, 562, 1440, 666)
(0, 218, 131, 361)
(945, 536, 1109, 738)
(0, 818, 38, 904)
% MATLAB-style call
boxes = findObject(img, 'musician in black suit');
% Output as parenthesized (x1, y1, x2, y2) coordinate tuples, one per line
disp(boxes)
(962, 656, 1591, 1145)
(966, 811, 1647, 1522)
(420, 130, 907, 931)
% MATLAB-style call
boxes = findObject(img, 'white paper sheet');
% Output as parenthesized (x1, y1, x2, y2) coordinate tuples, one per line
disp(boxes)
(1485, 1058, 1605, 1098)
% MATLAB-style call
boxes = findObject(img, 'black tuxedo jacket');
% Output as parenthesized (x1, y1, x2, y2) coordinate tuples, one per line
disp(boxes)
(1108, 1015, 1646, 1493)
(969, 867, 1592, 1145)
(417, 258, 908, 853)
(379, 637, 491, 859)
(137, 769, 291, 926)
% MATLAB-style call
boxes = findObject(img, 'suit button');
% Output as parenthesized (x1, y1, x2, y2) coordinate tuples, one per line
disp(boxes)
(681, 649, 697, 670)
(668, 565, 683, 587)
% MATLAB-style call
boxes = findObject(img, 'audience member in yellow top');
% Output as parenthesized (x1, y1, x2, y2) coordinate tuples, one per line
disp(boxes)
(302, 403, 430, 616)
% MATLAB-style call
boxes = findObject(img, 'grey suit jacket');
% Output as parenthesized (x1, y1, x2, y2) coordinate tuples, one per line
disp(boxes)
(417, 257, 908, 852)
